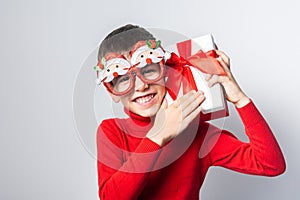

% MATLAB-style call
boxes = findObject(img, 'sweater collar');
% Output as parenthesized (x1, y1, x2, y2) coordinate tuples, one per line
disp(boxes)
(122, 108, 155, 135)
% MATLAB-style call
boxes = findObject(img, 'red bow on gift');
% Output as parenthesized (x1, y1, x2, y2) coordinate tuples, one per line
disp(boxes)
(165, 39, 226, 100)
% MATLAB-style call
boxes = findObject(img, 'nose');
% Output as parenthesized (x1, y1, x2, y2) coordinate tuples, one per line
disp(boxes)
(135, 76, 148, 91)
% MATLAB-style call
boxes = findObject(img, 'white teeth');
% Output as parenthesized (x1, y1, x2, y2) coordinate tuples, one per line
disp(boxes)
(135, 94, 154, 104)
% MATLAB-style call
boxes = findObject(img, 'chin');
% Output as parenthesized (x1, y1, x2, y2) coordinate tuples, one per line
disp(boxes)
(133, 105, 160, 117)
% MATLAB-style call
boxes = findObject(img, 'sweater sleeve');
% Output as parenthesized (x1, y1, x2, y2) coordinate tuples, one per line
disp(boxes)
(208, 100, 286, 176)
(97, 119, 162, 200)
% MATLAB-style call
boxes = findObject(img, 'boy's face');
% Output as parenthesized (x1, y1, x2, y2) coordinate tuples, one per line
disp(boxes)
(111, 71, 166, 117)
(105, 43, 168, 117)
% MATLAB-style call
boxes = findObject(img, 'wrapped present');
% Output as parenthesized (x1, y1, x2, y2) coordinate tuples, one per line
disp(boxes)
(164, 34, 229, 121)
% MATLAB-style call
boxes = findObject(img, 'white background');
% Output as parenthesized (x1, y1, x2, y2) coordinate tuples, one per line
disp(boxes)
(1, 0, 300, 199)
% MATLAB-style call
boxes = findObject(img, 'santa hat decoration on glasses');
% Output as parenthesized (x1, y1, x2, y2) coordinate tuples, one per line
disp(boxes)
(94, 53, 131, 85)
(130, 40, 171, 68)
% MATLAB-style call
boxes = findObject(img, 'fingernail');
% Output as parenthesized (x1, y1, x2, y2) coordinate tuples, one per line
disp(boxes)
(195, 91, 201, 97)
(205, 74, 210, 81)
(198, 91, 204, 95)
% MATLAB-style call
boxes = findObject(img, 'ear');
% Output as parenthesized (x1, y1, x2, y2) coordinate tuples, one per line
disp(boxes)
(109, 92, 121, 103)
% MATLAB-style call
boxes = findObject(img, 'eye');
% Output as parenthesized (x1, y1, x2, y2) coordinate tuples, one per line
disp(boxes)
(115, 75, 130, 85)
(150, 51, 153, 54)
(107, 69, 110, 72)
(116, 65, 119, 68)
(119, 76, 129, 82)
(141, 55, 144, 58)
(142, 69, 155, 75)
(112, 74, 130, 87)
(141, 64, 161, 77)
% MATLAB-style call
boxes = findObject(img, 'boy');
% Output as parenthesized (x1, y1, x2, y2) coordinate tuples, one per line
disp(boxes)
(96, 24, 285, 200)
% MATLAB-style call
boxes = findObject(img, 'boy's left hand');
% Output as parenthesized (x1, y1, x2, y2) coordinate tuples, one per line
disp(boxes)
(205, 50, 250, 108)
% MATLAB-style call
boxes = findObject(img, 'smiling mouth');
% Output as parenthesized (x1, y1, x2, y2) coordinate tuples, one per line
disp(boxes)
(133, 93, 156, 104)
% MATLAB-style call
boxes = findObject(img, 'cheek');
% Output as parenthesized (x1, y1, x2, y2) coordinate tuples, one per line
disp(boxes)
(156, 78, 166, 89)
(160, 86, 166, 96)
(154, 82, 166, 98)
(120, 97, 130, 111)
(159, 79, 167, 96)
(120, 91, 134, 106)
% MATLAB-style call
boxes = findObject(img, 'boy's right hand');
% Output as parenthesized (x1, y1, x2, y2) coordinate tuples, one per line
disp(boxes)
(147, 90, 205, 146)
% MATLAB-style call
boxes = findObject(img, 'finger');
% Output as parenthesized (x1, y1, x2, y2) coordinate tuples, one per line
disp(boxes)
(205, 73, 213, 81)
(216, 50, 230, 66)
(206, 74, 220, 88)
(156, 98, 168, 117)
(161, 98, 168, 109)
(207, 73, 231, 87)
(181, 90, 204, 110)
(182, 93, 205, 119)
(182, 104, 203, 129)
(172, 100, 180, 108)
(173, 90, 197, 108)
(216, 56, 231, 75)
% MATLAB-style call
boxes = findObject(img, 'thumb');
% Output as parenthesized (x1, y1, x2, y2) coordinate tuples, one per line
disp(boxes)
(161, 98, 168, 109)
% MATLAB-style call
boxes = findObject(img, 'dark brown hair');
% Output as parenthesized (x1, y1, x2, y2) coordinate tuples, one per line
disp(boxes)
(98, 24, 155, 60)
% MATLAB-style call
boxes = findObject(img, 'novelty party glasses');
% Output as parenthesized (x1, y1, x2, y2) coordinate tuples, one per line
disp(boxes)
(105, 62, 165, 95)
(94, 40, 171, 96)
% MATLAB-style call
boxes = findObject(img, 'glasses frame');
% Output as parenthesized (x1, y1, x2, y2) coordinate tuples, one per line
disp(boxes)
(103, 61, 166, 96)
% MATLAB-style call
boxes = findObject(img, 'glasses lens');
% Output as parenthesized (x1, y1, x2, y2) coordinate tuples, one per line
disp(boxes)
(111, 74, 131, 93)
(140, 63, 161, 81)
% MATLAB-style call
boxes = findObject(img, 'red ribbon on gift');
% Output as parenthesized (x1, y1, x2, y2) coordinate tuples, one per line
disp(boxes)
(165, 39, 226, 100)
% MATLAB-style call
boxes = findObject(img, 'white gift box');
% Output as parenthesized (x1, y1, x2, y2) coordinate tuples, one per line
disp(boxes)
(164, 34, 229, 121)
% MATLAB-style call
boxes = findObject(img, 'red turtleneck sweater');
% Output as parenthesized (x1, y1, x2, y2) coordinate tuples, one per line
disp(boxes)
(97, 101, 285, 200)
